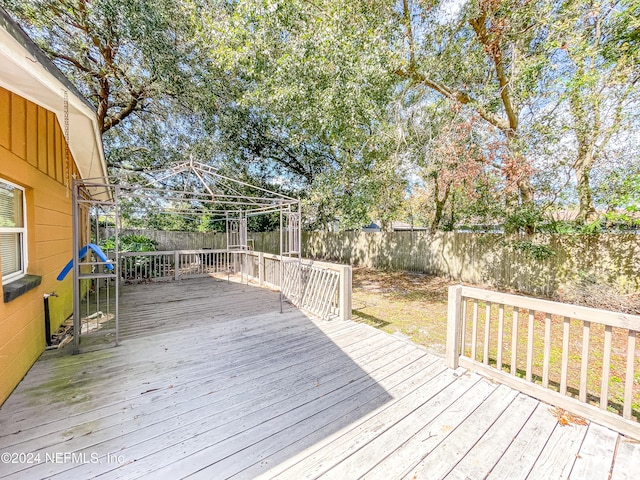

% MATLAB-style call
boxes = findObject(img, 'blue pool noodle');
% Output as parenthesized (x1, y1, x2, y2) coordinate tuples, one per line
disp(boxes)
(57, 243, 114, 281)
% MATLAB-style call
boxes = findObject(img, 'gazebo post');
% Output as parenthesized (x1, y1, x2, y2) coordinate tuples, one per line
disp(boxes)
(279, 202, 283, 314)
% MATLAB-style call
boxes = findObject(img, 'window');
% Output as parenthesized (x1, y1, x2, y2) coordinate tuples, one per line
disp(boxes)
(0, 179, 27, 284)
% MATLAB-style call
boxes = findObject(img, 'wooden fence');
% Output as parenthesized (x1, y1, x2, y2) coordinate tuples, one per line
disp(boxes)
(103, 229, 228, 250)
(303, 231, 640, 297)
(446, 285, 640, 440)
(107, 229, 640, 296)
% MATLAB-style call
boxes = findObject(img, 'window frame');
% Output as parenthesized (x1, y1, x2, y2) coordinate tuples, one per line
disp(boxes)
(0, 178, 28, 285)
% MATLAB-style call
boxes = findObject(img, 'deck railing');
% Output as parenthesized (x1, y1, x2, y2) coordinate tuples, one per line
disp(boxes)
(119, 249, 238, 282)
(118, 249, 352, 321)
(242, 252, 352, 321)
(446, 285, 640, 440)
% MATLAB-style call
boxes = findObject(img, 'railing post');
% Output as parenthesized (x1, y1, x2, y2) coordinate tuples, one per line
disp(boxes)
(258, 252, 264, 286)
(174, 251, 180, 281)
(338, 265, 352, 321)
(446, 285, 463, 369)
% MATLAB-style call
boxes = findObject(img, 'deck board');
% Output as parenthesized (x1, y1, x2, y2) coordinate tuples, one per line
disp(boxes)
(486, 402, 559, 480)
(568, 423, 618, 479)
(0, 325, 382, 454)
(611, 438, 640, 480)
(0, 277, 635, 480)
(401, 384, 519, 479)
(526, 417, 589, 480)
(250, 366, 465, 480)
(360, 378, 499, 480)
(445, 394, 539, 480)
(229, 358, 450, 480)
(61, 342, 415, 479)
(302, 371, 481, 480)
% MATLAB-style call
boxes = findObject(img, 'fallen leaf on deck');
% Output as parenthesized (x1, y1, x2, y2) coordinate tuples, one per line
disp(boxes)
(549, 407, 587, 426)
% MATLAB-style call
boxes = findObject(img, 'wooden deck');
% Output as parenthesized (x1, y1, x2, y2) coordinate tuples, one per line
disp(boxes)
(0, 277, 638, 479)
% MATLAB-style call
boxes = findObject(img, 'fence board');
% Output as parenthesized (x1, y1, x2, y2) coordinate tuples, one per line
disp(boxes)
(103, 229, 640, 297)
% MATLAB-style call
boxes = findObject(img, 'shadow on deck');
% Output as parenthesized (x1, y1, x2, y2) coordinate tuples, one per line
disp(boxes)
(0, 277, 638, 479)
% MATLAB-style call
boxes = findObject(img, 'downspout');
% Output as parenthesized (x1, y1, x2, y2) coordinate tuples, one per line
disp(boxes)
(43, 292, 58, 346)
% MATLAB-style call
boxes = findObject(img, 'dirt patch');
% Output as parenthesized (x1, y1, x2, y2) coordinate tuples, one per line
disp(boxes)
(556, 281, 640, 315)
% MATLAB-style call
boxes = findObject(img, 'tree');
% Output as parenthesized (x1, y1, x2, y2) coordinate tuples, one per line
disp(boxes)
(399, 98, 496, 231)
(193, 0, 403, 229)
(8, 0, 637, 233)
(4, 0, 214, 171)
(397, 0, 551, 219)
(549, 0, 640, 222)
(395, 0, 639, 230)
(5, 0, 197, 135)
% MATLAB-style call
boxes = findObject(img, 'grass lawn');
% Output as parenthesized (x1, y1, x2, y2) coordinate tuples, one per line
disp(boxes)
(351, 267, 640, 420)
(351, 268, 456, 355)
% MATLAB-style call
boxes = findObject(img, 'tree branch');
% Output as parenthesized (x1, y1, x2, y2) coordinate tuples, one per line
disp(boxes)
(468, 14, 518, 133)
(402, 0, 415, 66)
(395, 67, 511, 132)
(46, 50, 92, 74)
(102, 87, 145, 133)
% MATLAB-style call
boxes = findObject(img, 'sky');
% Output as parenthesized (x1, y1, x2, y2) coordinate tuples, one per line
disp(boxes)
(437, 0, 469, 23)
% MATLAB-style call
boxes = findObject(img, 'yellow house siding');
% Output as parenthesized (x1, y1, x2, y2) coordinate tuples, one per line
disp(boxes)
(0, 306, 42, 403)
(10, 94, 26, 159)
(46, 111, 56, 179)
(26, 102, 38, 168)
(0, 87, 83, 406)
(37, 106, 47, 173)
(0, 88, 9, 148)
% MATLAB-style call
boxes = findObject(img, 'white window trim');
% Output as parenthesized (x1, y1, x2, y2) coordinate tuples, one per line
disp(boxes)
(0, 178, 28, 284)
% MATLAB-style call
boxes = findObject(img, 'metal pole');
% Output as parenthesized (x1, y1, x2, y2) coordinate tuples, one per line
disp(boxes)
(72, 180, 80, 354)
(114, 185, 120, 346)
(279, 203, 283, 314)
(298, 200, 302, 258)
(95, 205, 100, 312)
(225, 212, 229, 251)
(298, 200, 303, 306)
(244, 211, 249, 285)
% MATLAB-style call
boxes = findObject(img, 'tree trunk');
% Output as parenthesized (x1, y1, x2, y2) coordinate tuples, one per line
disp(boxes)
(504, 135, 536, 233)
(380, 219, 393, 232)
(430, 198, 445, 234)
(429, 179, 450, 234)
(575, 151, 597, 223)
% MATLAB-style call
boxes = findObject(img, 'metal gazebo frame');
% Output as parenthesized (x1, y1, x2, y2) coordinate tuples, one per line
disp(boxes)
(70, 160, 303, 353)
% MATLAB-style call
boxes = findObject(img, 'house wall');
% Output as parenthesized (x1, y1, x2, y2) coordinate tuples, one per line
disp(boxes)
(0, 86, 81, 405)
